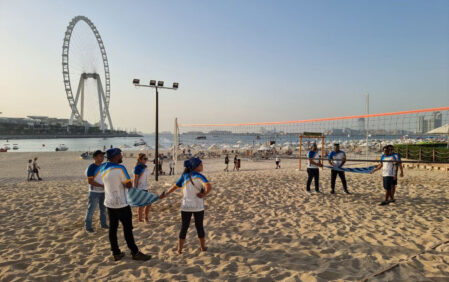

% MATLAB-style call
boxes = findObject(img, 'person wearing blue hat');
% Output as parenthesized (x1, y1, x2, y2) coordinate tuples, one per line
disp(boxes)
(160, 157, 212, 254)
(100, 148, 151, 261)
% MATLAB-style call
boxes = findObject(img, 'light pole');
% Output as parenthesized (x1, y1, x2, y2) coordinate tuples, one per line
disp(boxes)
(133, 79, 179, 181)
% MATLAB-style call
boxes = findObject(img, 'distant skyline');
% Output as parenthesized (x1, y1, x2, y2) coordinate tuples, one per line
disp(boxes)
(1, 0, 448, 132)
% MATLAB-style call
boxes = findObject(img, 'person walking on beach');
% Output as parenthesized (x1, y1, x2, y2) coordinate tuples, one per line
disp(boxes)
(169, 159, 175, 175)
(306, 144, 323, 195)
(371, 146, 398, 205)
(275, 156, 281, 169)
(32, 157, 42, 181)
(27, 159, 35, 181)
(233, 155, 238, 171)
(328, 144, 350, 194)
(101, 148, 151, 261)
(134, 153, 151, 223)
(160, 157, 212, 254)
(388, 145, 404, 203)
(84, 150, 108, 233)
(224, 155, 229, 172)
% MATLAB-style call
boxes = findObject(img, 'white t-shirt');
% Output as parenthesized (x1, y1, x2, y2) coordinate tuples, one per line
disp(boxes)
(101, 162, 132, 208)
(381, 154, 397, 177)
(175, 172, 209, 212)
(307, 150, 321, 169)
(275, 157, 280, 162)
(328, 150, 346, 168)
(85, 163, 104, 193)
(134, 164, 150, 190)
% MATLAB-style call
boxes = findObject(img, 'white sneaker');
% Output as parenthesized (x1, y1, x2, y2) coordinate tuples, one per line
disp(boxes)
(306, 191, 312, 195)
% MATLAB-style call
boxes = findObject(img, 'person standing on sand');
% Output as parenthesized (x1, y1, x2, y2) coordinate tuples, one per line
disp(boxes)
(133, 153, 152, 223)
(388, 145, 403, 203)
(306, 143, 323, 195)
(371, 146, 398, 206)
(84, 150, 108, 233)
(328, 144, 350, 194)
(233, 155, 238, 171)
(160, 157, 212, 254)
(27, 159, 35, 181)
(101, 148, 151, 261)
(32, 157, 42, 181)
(169, 159, 175, 175)
(224, 154, 229, 172)
(275, 156, 281, 169)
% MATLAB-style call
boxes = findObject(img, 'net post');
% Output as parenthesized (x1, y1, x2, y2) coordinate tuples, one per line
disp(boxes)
(299, 135, 302, 170)
(174, 118, 178, 170)
(321, 135, 324, 171)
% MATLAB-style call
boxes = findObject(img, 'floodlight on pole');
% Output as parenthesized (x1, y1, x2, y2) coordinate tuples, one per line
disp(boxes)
(132, 78, 179, 181)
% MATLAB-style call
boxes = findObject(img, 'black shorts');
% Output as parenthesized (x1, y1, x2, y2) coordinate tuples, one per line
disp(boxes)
(276, 161, 280, 165)
(383, 176, 394, 190)
(392, 178, 397, 186)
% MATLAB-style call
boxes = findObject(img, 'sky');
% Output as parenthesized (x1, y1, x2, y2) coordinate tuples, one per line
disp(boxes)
(0, 0, 448, 132)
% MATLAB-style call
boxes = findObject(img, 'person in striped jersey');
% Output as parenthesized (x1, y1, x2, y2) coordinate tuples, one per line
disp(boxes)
(371, 146, 398, 206)
(388, 145, 404, 203)
(102, 148, 151, 262)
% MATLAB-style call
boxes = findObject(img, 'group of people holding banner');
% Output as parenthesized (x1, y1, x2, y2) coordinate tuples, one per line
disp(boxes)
(84, 148, 212, 262)
(306, 143, 403, 205)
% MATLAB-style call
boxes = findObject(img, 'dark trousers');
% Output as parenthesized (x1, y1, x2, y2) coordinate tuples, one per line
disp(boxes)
(331, 170, 347, 191)
(107, 206, 139, 255)
(169, 167, 174, 175)
(306, 168, 319, 191)
(179, 211, 205, 239)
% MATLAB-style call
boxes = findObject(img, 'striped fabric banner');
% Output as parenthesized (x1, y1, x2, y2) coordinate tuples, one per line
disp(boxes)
(127, 188, 160, 207)
(324, 165, 378, 174)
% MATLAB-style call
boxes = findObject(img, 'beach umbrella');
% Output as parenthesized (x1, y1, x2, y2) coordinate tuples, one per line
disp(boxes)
(258, 145, 270, 151)
(427, 124, 449, 134)
(221, 144, 231, 149)
(208, 144, 219, 150)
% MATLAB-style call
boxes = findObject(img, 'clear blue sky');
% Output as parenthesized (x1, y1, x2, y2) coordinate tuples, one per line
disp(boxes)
(1, 0, 448, 132)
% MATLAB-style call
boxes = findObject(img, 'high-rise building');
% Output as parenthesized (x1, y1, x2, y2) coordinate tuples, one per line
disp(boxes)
(417, 116, 426, 134)
(417, 112, 442, 134)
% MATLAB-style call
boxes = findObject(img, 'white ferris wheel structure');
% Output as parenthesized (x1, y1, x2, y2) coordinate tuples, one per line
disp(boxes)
(62, 15, 113, 132)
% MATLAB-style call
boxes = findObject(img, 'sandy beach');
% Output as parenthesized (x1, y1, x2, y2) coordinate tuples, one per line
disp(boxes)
(0, 151, 448, 281)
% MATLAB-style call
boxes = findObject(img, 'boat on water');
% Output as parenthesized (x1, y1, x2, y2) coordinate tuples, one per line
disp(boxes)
(3, 144, 11, 150)
(133, 139, 147, 146)
(12, 144, 19, 150)
(80, 151, 93, 160)
(195, 136, 207, 140)
(55, 144, 69, 151)
(0, 148, 7, 152)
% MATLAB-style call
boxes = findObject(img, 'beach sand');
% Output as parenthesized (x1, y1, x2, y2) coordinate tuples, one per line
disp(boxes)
(0, 152, 448, 281)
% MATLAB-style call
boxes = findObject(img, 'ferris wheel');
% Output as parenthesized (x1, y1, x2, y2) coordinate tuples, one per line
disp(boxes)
(62, 15, 113, 131)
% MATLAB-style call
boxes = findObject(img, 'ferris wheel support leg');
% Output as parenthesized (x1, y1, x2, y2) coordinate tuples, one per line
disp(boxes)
(69, 75, 84, 125)
(96, 78, 106, 133)
(97, 77, 114, 131)
(81, 79, 85, 122)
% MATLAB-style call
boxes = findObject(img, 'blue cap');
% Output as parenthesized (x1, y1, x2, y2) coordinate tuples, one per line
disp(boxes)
(184, 157, 202, 170)
(106, 148, 122, 160)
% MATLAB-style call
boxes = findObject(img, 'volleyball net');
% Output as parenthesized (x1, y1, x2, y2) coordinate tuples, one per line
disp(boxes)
(175, 107, 449, 164)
